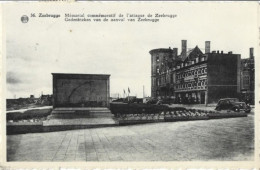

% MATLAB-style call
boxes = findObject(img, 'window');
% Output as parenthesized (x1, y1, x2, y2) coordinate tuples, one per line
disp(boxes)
(156, 55, 159, 62)
(243, 76, 250, 87)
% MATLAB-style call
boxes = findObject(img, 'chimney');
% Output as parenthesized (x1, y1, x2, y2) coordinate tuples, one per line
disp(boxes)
(221, 51, 223, 54)
(182, 40, 187, 57)
(250, 48, 254, 59)
(172, 48, 178, 59)
(205, 41, 210, 54)
(217, 50, 219, 53)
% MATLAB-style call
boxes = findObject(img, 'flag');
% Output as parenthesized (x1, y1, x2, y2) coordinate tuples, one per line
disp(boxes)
(128, 87, 130, 93)
(123, 89, 125, 94)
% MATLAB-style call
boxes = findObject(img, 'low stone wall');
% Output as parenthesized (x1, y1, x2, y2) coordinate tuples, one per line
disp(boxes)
(7, 122, 43, 135)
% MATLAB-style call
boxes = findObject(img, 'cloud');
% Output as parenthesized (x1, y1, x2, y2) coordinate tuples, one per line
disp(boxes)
(6, 71, 22, 84)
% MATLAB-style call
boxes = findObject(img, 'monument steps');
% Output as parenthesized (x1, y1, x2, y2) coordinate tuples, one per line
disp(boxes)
(50, 107, 114, 119)
(51, 110, 76, 114)
(45, 107, 117, 127)
(54, 107, 110, 111)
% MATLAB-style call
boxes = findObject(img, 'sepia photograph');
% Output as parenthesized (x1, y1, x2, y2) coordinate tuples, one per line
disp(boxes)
(1, 1, 259, 167)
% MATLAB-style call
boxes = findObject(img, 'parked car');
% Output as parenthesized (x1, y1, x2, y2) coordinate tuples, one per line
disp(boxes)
(215, 98, 251, 113)
(145, 98, 158, 105)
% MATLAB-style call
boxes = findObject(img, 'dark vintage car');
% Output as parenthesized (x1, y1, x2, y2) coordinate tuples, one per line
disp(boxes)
(144, 98, 159, 105)
(215, 98, 251, 113)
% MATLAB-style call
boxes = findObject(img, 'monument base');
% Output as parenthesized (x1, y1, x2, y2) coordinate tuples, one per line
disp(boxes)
(43, 107, 118, 127)
(49, 107, 113, 118)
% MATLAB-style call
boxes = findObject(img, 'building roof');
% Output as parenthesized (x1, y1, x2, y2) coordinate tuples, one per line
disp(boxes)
(149, 48, 173, 54)
(178, 46, 203, 62)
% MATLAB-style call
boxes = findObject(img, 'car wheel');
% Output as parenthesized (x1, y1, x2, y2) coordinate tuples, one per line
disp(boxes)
(215, 107, 221, 111)
(245, 110, 251, 113)
(233, 107, 240, 112)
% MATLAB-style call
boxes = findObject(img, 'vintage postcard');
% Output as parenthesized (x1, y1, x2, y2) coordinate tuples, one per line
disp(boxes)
(0, 1, 259, 169)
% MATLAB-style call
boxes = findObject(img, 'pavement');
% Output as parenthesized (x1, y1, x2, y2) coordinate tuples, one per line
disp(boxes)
(7, 113, 254, 161)
(43, 117, 117, 126)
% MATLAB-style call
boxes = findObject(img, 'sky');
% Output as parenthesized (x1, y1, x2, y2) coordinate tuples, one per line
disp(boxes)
(4, 2, 259, 99)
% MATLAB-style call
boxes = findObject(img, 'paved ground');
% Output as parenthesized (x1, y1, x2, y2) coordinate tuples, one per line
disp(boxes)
(43, 117, 117, 126)
(7, 113, 254, 162)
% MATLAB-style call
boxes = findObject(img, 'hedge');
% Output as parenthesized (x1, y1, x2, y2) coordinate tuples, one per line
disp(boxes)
(6, 109, 52, 121)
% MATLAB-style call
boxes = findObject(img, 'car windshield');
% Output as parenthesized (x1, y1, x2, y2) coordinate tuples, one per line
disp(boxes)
(228, 98, 239, 103)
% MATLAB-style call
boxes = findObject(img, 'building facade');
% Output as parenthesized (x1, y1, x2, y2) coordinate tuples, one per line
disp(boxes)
(52, 73, 110, 108)
(150, 40, 241, 104)
(240, 48, 255, 104)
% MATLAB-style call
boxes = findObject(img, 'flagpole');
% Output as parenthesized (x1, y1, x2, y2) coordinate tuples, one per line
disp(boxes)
(128, 87, 129, 102)
(143, 85, 145, 98)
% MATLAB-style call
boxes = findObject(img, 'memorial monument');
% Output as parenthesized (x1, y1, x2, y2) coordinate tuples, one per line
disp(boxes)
(52, 73, 110, 108)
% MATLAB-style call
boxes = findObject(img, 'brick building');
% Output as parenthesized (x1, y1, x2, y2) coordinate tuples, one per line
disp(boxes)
(240, 48, 255, 104)
(150, 40, 241, 104)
